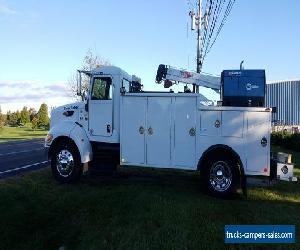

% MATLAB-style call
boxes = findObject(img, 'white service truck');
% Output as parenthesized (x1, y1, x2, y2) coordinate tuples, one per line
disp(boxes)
(45, 65, 297, 197)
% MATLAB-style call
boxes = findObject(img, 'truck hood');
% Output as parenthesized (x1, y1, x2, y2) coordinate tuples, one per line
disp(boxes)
(51, 101, 84, 115)
(50, 101, 85, 128)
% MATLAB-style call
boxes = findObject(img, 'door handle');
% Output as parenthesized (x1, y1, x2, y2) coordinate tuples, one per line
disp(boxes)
(139, 126, 145, 134)
(189, 127, 196, 136)
(148, 127, 153, 135)
(107, 124, 111, 133)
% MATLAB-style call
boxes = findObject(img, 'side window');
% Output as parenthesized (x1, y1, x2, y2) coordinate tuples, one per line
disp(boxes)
(123, 79, 131, 92)
(91, 77, 112, 100)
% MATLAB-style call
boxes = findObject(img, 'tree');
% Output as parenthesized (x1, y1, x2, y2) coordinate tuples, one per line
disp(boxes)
(29, 108, 37, 122)
(31, 117, 38, 131)
(0, 106, 5, 130)
(16, 111, 21, 126)
(69, 49, 111, 97)
(20, 106, 30, 125)
(8, 111, 20, 127)
(37, 103, 49, 128)
(5, 111, 11, 125)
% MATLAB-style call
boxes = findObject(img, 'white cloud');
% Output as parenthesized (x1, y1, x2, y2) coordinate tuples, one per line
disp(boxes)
(0, 3, 17, 15)
(0, 81, 76, 113)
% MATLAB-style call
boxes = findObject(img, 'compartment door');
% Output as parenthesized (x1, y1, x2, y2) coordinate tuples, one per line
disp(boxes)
(246, 111, 270, 173)
(200, 111, 222, 136)
(174, 97, 197, 168)
(121, 97, 146, 165)
(146, 97, 172, 167)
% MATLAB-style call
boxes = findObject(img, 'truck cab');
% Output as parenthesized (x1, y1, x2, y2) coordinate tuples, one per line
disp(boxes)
(79, 66, 131, 143)
(45, 66, 131, 180)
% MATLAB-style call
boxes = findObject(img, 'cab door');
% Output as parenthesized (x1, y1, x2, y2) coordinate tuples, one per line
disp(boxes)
(89, 76, 113, 137)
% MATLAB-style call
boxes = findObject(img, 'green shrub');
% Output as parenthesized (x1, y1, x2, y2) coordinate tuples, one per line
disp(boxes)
(287, 133, 300, 151)
(271, 131, 300, 152)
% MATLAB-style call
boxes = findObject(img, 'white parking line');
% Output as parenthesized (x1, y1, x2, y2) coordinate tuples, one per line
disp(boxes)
(0, 140, 44, 147)
(0, 148, 44, 157)
(0, 161, 49, 175)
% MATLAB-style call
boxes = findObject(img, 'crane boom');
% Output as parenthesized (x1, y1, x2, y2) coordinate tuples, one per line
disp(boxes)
(156, 64, 220, 91)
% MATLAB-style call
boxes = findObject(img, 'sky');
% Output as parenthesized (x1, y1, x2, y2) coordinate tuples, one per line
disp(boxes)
(0, 0, 300, 112)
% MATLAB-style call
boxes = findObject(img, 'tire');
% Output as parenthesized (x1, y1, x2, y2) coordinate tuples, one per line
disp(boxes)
(203, 155, 239, 198)
(51, 141, 82, 183)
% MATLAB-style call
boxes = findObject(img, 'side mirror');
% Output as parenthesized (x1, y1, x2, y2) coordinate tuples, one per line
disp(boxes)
(81, 91, 87, 101)
(85, 99, 89, 112)
(77, 70, 82, 96)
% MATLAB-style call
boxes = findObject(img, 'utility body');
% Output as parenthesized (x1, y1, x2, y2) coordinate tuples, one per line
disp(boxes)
(45, 65, 297, 197)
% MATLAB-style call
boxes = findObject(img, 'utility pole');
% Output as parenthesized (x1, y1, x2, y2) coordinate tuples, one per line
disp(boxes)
(196, 0, 202, 74)
(190, 0, 202, 93)
(195, 0, 202, 93)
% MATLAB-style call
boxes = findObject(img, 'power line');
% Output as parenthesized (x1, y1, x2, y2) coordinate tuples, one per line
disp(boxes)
(187, 0, 236, 75)
(203, 0, 220, 51)
(189, 0, 236, 67)
(200, 0, 223, 65)
(201, 0, 214, 50)
(203, 0, 236, 60)
(202, 0, 226, 61)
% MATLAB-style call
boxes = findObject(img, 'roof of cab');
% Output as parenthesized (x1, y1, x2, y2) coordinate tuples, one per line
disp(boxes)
(91, 66, 131, 79)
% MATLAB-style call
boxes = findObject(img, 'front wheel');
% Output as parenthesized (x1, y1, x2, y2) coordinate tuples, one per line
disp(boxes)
(51, 141, 82, 183)
(204, 156, 239, 197)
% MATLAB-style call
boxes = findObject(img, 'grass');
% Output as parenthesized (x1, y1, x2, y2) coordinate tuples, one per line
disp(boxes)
(0, 152, 299, 250)
(0, 125, 48, 143)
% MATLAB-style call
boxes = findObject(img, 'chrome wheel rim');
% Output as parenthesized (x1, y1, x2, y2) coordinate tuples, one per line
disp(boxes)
(209, 161, 232, 192)
(56, 149, 74, 177)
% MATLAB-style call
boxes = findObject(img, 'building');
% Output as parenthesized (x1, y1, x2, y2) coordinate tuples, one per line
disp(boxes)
(266, 80, 300, 131)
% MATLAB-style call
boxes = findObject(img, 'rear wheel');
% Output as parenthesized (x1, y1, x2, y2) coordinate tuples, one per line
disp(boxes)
(51, 141, 82, 183)
(203, 155, 239, 197)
